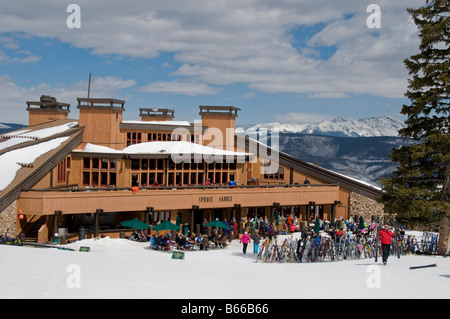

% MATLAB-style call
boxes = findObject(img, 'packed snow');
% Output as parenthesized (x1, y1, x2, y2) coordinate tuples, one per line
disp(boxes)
(0, 233, 448, 299)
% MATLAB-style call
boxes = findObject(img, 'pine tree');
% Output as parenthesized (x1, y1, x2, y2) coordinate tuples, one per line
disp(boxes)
(380, 0, 449, 254)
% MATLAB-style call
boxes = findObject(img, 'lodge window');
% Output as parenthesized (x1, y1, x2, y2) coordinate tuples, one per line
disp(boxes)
(130, 158, 165, 186)
(57, 157, 71, 184)
(263, 162, 285, 181)
(110, 159, 117, 170)
(101, 158, 108, 170)
(83, 157, 90, 169)
(205, 160, 236, 185)
(82, 157, 118, 187)
(149, 211, 170, 223)
(167, 159, 206, 186)
(131, 159, 140, 170)
(128, 158, 236, 187)
(146, 132, 198, 142)
(127, 132, 142, 146)
(92, 158, 99, 170)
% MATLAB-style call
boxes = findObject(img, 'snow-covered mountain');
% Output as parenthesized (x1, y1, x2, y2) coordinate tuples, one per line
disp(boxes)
(0, 123, 27, 134)
(237, 115, 411, 187)
(237, 115, 405, 138)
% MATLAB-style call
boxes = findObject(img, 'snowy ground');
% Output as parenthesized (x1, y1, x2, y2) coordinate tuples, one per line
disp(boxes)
(0, 233, 449, 299)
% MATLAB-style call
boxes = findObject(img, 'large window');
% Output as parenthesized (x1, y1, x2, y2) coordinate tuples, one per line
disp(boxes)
(57, 157, 71, 184)
(82, 157, 117, 187)
(149, 211, 170, 224)
(167, 159, 205, 186)
(206, 161, 236, 185)
(263, 162, 284, 181)
(131, 158, 165, 186)
(127, 132, 142, 146)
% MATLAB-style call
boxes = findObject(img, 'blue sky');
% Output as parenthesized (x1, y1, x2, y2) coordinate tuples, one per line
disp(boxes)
(0, 0, 424, 125)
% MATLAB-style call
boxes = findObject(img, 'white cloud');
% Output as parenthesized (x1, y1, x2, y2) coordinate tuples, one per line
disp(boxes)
(0, 75, 136, 123)
(0, 0, 426, 100)
(0, 35, 41, 64)
(139, 80, 219, 96)
(274, 112, 335, 124)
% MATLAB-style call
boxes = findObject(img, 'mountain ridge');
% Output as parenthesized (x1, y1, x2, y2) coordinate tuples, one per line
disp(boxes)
(237, 115, 405, 138)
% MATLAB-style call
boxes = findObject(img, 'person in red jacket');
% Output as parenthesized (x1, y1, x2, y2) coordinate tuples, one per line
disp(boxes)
(379, 225, 395, 265)
(240, 231, 250, 254)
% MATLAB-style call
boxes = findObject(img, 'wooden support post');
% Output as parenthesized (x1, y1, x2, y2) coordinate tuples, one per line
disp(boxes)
(95, 209, 103, 238)
(191, 206, 199, 234)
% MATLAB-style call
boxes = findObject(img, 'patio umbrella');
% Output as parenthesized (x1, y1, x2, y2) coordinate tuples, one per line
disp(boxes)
(120, 218, 150, 230)
(204, 220, 232, 229)
(152, 220, 180, 231)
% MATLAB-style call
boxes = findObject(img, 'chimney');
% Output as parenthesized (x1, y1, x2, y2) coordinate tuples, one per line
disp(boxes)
(77, 97, 125, 150)
(139, 108, 175, 122)
(199, 105, 240, 151)
(26, 95, 70, 126)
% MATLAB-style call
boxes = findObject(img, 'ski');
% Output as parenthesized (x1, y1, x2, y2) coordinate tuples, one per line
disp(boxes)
(394, 219, 400, 259)
(374, 216, 380, 263)
(409, 263, 437, 270)
(302, 238, 311, 263)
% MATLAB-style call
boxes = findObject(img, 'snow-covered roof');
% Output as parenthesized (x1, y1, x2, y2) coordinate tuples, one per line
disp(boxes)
(75, 141, 250, 157)
(0, 122, 78, 151)
(0, 137, 70, 191)
(0, 120, 83, 212)
(121, 120, 191, 126)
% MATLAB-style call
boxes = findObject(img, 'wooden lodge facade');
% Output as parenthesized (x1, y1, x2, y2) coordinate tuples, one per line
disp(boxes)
(0, 96, 384, 242)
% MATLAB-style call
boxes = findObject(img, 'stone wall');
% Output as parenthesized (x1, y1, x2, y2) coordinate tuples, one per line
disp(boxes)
(0, 200, 17, 236)
(349, 192, 384, 223)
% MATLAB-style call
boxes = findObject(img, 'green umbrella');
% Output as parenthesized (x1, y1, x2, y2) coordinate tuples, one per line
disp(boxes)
(120, 218, 150, 230)
(204, 220, 232, 229)
(152, 220, 180, 231)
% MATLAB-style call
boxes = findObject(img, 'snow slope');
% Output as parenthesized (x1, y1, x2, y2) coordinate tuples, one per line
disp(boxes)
(0, 235, 448, 299)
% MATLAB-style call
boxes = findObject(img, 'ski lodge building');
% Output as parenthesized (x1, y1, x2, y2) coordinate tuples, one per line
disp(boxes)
(0, 95, 384, 242)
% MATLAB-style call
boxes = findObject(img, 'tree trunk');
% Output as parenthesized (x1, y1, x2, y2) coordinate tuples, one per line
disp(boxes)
(438, 213, 449, 256)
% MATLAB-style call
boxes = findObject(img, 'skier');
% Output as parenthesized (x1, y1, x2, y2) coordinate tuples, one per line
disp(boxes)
(379, 225, 395, 265)
(240, 231, 250, 254)
(252, 231, 261, 254)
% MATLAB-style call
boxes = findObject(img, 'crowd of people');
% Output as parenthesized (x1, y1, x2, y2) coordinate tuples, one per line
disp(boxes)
(124, 213, 401, 262)
(129, 225, 230, 251)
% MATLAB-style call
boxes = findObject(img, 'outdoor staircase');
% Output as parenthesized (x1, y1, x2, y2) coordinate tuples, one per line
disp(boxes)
(23, 216, 46, 242)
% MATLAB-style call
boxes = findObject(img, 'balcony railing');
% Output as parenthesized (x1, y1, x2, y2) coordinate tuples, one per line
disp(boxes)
(22, 183, 338, 193)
